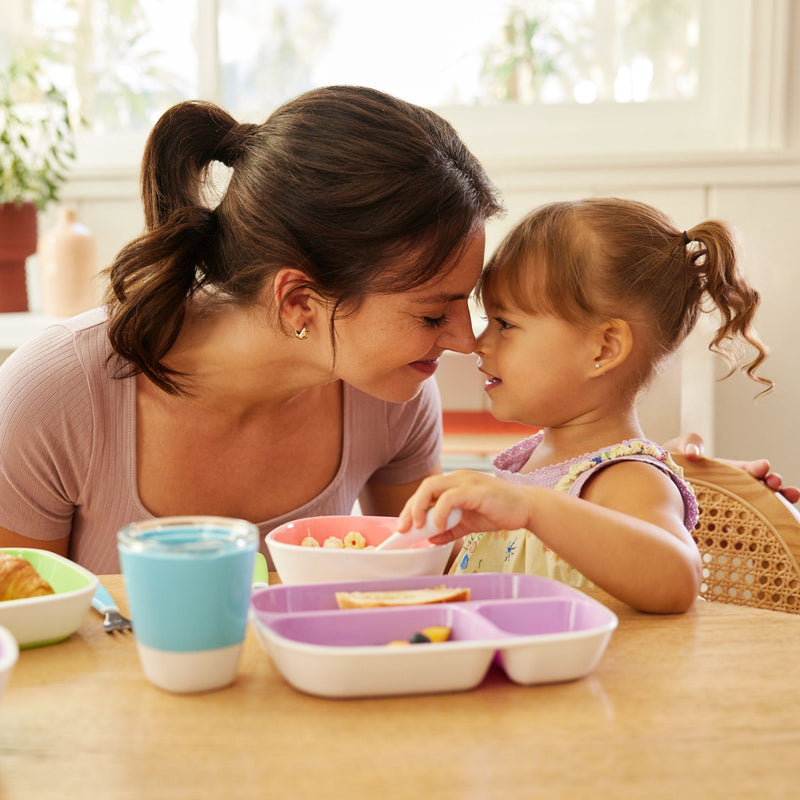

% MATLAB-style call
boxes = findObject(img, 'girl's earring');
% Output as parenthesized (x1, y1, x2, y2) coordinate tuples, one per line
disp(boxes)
(295, 325, 309, 340)
(594, 363, 601, 369)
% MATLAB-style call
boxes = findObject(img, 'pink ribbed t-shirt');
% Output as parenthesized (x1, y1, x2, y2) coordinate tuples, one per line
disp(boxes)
(0, 309, 442, 573)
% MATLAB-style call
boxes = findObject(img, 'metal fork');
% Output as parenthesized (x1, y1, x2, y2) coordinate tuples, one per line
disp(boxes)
(91, 582, 133, 634)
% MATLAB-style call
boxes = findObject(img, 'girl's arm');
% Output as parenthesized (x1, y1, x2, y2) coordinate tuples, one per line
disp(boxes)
(397, 465, 702, 614)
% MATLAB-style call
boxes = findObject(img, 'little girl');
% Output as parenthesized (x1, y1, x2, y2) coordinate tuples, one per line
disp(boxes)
(397, 197, 772, 613)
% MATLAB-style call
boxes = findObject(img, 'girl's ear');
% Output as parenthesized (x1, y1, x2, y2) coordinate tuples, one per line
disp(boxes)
(590, 318, 633, 376)
(271, 268, 319, 335)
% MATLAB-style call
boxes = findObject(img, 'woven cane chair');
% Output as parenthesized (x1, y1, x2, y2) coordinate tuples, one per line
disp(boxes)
(672, 454, 800, 614)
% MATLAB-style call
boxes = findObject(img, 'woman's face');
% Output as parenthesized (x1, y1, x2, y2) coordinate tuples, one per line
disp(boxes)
(330, 229, 486, 403)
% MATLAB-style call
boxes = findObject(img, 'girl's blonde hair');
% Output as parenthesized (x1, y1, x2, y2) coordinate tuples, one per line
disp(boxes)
(479, 197, 771, 394)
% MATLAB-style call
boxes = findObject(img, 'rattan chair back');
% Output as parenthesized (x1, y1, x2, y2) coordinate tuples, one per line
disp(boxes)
(672, 454, 800, 614)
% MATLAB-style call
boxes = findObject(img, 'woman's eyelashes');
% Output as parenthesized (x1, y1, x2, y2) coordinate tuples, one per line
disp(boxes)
(422, 313, 449, 328)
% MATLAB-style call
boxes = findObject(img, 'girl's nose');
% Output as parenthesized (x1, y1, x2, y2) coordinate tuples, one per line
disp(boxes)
(474, 325, 490, 355)
(437, 302, 477, 354)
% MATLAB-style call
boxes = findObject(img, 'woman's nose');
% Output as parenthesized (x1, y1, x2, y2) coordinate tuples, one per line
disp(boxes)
(438, 303, 477, 354)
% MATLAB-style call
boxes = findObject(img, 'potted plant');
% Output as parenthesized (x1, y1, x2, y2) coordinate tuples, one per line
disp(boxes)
(0, 53, 77, 312)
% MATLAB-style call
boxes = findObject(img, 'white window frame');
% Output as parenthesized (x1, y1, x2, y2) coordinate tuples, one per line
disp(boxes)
(70, 0, 793, 175)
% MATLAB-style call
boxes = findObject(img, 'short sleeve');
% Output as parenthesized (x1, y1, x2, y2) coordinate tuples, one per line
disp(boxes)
(0, 326, 93, 540)
(369, 379, 443, 485)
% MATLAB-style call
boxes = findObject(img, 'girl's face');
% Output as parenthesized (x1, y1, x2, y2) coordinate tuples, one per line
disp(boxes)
(330, 230, 486, 403)
(476, 292, 597, 427)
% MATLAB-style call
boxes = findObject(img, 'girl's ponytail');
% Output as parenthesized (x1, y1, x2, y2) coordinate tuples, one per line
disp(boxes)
(684, 222, 772, 394)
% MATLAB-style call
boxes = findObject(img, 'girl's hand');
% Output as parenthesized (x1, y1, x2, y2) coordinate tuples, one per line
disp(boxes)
(666, 432, 800, 504)
(396, 470, 534, 544)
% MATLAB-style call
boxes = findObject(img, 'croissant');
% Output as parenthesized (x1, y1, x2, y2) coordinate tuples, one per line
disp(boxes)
(0, 554, 55, 601)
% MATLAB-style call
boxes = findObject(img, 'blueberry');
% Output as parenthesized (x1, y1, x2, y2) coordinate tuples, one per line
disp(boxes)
(408, 632, 432, 644)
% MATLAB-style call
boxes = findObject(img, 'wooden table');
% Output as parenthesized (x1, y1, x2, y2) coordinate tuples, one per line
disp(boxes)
(3, 576, 800, 799)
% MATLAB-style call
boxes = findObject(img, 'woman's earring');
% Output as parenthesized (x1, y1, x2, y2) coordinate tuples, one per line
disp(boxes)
(594, 363, 601, 369)
(295, 325, 309, 340)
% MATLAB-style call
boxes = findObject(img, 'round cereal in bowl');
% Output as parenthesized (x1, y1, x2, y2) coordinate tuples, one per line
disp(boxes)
(265, 516, 453, 585)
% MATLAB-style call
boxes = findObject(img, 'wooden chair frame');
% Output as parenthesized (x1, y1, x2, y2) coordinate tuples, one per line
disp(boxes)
(672, 454, 800, 614)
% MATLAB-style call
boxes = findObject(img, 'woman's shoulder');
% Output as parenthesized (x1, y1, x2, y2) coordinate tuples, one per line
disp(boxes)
(1, 308, 108, 368)
(0, 308, 111, 416)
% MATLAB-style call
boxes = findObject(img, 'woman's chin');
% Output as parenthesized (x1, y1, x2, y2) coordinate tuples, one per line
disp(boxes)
(354, 375, 427, 405)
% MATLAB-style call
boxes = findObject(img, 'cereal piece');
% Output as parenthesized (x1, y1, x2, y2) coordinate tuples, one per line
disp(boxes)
(343, 530, 367, 549)
(300, 536, 320, 547)
(322, 536, 344, 549)
(387, 640, 411, 647)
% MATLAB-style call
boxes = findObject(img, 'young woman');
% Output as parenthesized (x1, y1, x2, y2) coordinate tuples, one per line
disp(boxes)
(0, 86, 502, 573)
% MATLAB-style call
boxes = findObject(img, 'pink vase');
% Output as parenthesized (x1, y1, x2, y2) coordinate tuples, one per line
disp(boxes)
(39, 207, 98, 318)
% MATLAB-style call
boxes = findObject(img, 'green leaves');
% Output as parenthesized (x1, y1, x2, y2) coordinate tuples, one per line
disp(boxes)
(0, 56, 77, 210)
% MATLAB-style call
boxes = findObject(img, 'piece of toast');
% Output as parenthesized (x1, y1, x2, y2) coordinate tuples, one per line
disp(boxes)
(335, 585, 470, 609)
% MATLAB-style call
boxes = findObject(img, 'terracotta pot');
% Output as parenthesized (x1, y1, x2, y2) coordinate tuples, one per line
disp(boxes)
(0, 201, 38, 312)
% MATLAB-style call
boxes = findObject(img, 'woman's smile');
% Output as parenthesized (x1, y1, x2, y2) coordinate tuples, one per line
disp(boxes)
(409, 358, 440, 376)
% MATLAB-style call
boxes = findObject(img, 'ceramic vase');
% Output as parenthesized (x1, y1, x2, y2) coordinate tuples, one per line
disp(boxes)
(39, 207, 98, 318)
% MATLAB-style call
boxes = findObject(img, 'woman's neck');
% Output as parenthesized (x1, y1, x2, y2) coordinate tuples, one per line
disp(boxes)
(154, 301, 335, 416)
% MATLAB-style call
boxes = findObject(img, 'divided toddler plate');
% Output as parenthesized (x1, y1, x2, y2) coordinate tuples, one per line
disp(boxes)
(250, 573, 618, 698)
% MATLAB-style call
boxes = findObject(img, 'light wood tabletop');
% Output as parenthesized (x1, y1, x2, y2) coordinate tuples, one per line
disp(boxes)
(3, 575, 800, 800)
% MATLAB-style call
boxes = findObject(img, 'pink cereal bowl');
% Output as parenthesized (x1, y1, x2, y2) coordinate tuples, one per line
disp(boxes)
(265, 515, 454, 585)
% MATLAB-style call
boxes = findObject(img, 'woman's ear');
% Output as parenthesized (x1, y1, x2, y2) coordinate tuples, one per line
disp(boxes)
(271, 268, 318, 335)
(590, 318, 633, 376)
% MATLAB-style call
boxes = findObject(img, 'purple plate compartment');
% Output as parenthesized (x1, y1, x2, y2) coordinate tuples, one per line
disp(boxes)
(251, 574, 618, 698)
(255, 605, 502, 698)
(472, 598, 617, 685)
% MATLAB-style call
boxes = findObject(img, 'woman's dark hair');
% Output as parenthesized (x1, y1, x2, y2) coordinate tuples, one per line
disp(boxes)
(104, 86, 503, 393)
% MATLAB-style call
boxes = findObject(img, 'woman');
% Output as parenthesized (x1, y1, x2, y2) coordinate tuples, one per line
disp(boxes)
(0, 86, 502, 572)
(0, 87, 794, 573)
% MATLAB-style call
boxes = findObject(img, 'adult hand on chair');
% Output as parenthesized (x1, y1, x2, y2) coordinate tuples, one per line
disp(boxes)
(668, 432, 800, 504)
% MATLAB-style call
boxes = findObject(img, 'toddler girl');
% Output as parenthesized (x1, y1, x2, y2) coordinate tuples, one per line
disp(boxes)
(397, 198, 771, 613)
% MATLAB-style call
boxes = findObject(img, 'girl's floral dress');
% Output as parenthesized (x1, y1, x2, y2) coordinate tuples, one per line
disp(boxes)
(452, 433, 698, 588)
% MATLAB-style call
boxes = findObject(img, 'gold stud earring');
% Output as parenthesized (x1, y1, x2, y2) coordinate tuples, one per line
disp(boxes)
(295, 325, 309, 340)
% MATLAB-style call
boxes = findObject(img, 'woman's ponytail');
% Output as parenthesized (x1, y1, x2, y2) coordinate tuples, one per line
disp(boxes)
(105, 101, 239, 393)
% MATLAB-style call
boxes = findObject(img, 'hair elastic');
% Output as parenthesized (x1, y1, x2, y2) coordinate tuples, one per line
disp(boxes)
(682, 231, 691, 245)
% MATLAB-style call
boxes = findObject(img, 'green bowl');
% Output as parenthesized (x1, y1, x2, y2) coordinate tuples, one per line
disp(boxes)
(0, 548, 99, 648)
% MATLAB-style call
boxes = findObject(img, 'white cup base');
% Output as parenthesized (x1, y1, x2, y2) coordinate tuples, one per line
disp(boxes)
(136, 641, 244, 693)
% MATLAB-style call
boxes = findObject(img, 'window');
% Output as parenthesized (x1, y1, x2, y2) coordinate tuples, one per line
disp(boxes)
(0, 0, 784, 170)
